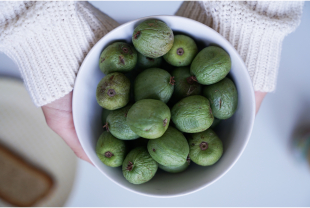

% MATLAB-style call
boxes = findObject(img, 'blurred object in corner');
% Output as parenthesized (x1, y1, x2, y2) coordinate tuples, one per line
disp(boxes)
(0, 143, 54, 207)
(0, 78, 78, 207)
(292, 131, 310, 166)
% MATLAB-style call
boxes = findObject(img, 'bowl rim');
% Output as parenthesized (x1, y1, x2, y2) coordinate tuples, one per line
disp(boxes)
(72, 15, 256, 198)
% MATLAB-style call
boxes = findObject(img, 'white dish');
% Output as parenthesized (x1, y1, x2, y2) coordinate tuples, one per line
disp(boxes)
(72, 15, 255, 197)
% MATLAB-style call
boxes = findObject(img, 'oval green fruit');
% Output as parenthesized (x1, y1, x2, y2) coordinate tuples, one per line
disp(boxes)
(137, 52, 162, 70)
(127, 99, 171, 139)
(105, 105, 139, 140)
(158, 157, 190, 173)
(170, 67, 201, 103)
(163, 35, 198, 67)
(99, 42, 137, 74)
(203, 77, 238, 119)
(96, 131, 127, 167)
(190, 46, 231, 85)
(122, 146, 158, 184)
(188, 129, 223, 166)
(96, 72, 130, 110)
(147, 126, 189, 166)
(171, 95, 214, 133)
(134, 68, 174, 103)
(132, 19, 174, 58)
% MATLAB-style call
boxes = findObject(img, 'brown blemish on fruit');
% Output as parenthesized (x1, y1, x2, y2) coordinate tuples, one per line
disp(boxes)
(219, 99, 222, 109)
(103, 122, 109, 132)
(109, 75, 114, 81)
(209, 107, 213, 115)
(146, 57, 154, 62)
(169, 76, 175, 85)
(148, 23, 154, 26)
(186, 76, 198, 85)
(104, 151, 114, 158)
(186, 155, 191, 164)
(177, 48, 184, 56)
(126, 161, 133, 171)
(152, 148, 156, 152)
(119, 56, 125, 64)
(163, 118, 168, 127)
(200, 142, 208, 150)
(107, 89, 116, 97)
(100, 57, 105, 63)
(134, 31, 141, 39)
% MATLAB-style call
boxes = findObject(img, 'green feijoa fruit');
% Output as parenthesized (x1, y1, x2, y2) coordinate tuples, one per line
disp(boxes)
(132, 19, 174, 58)
(203, 77, 238, 119)
(96, 131, 127, 167)
(137, 52, 162, 70)
(170, 67, 201, 103)
(96, 72, 130, 110)
(147, 126, 189, 166)
(101, 108, 112, 126)
(105, 105, 139, 140)
(127, 99, 171, 139)
(158, 156, 190, 173)
(190, 46, 231, 85)
(210, 118, 222, 128)
(188, 129, 223, 166)
(134, 68, 174, 103)
(163, 35, 198, 67)
(171, 95, 214, 133)
(122, 146, 158, 184)
(99, 42, 137, 74)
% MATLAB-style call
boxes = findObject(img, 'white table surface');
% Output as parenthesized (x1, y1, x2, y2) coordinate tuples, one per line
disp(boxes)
(0, 1, 310, 207)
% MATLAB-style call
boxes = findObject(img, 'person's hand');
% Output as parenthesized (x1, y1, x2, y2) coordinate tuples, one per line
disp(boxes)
(255, 91, 267, 114)
(42, 91, 92, 164)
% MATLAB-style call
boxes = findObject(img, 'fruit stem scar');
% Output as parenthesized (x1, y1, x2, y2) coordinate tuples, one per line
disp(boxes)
(134, 31, 141, 39)
(119, 56, 125, 64)
(122, 47, 129, 53)
(186, 76, 197, 85)
(163, 118, 168, 127)
(126, 161, 133, 171)
(107, 89, 116, 97)
(200, 142, 208, 150)
(177, 48, 184, 56)
(169, 76, 175, 85)
(103, 122, 109, 132)
(104, 151, 114, 158)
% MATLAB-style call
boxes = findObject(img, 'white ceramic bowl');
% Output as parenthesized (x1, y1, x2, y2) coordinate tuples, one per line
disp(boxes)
(73, 15, 255, 198)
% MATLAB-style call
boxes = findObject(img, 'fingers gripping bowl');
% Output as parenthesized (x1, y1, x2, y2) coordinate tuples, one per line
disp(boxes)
(72, 16, 255, 197)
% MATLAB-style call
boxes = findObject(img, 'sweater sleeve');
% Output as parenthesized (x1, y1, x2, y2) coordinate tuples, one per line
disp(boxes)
(0, 1, 119, 106)
(176, 1, 304, 92)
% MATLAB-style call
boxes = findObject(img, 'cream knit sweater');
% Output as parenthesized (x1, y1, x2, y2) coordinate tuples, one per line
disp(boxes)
(0, 1, 304, 106)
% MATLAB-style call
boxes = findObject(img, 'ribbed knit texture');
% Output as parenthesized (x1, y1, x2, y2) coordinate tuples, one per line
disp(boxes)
(176, 1, 304, 92)
(0, 1, 119, 106)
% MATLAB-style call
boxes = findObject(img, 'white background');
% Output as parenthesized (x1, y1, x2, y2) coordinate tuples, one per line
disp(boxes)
(0, 1, 310, 207)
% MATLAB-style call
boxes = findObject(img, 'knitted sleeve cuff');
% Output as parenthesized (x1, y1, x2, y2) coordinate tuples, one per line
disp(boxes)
(0, 1, 119, 106)
(176, 1, 304, 92)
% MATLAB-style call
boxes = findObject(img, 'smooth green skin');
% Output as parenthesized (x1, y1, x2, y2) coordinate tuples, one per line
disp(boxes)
(210, 118, 222, 128)
(127, 99, 171, 139)
(170, 67, 201, 103)
(188, 129, 223, 166)
(171, 95, 214, 133)
(190, 46, 231, 85)
(147, 126, 189, 166)
(106, 105, 139, 140)
(132, 19, 174, 58)
(99, 42, 137, 74)
(134, 68, 174, 103)
(96, 132, 127, 167)
(158, 160, 190, 173)
(163, 35, 198, 67)
(96, 72, 130, 110)
(202, 77, 238, 119)
(122, 146, 158, 184)
(137, 52, 162, 70)
(101, 108, 112, 126)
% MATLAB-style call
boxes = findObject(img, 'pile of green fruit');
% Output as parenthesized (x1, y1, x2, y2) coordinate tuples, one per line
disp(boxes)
(95, 19, 238, 185)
